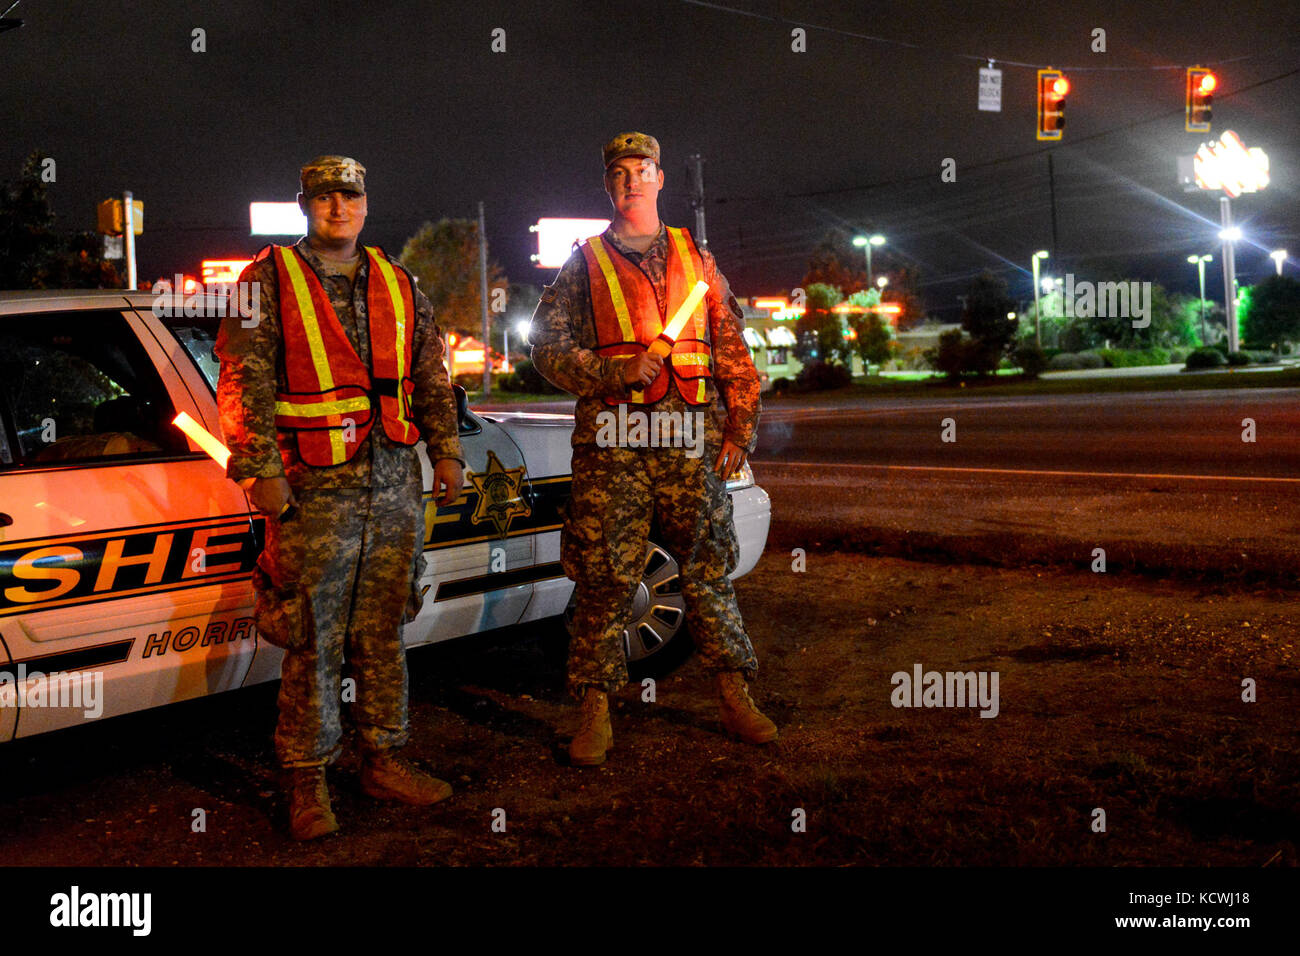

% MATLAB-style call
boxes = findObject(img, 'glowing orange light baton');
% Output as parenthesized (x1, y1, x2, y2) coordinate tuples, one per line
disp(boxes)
(173, 412, 231, 468)
(648, 280, 710, 358)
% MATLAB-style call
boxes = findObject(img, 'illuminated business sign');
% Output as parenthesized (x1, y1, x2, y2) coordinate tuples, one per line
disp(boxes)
(1193, 130, 1269, 198)
(530, 218, 611, 269)
(250, 202, 307, 236)
(200, 259, 253, 284)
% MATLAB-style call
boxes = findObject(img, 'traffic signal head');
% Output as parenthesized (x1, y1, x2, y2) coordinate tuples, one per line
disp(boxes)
(1037, 69, 1068, 141)
(1187, 67, 1215, 132)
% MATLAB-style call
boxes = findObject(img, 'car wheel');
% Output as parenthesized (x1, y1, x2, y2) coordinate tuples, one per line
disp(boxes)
(561, 539, 695, 679)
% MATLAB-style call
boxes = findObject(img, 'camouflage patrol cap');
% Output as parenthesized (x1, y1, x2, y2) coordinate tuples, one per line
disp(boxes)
(299, 155, 366, 199)
(602, 132, 660, 170)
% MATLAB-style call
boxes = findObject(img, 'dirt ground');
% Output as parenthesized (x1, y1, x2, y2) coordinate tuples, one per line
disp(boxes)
(2, 549, 1298, 866)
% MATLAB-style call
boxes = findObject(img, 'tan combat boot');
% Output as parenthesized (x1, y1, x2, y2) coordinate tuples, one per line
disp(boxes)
(361, 751, 453, 806)
(288, 766, 339, 841)
(717, 671, 779, 744)
(569, 688, 613, 766)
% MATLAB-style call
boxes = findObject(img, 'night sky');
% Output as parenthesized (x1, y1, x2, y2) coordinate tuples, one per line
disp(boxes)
(4, 0, 1298, 316)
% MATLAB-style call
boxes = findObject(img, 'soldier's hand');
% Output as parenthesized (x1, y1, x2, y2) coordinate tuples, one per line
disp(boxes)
(433, 458, 465, 507)
(714, 438, 748, 480)
(245, 476, 296, 518)
(622, 351, 664, 388)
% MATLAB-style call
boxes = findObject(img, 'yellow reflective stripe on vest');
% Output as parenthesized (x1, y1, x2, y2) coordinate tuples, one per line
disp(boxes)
(671, 353, 711, 367)
(366, 247, 410, 424)
(667, 227, 705, 343)
(696, 380, 706, 403)
(277, 247, 346, 463)
(667, 227, 699, 287)
(587, 237, 637, 342)
(275, 395, 372, 418)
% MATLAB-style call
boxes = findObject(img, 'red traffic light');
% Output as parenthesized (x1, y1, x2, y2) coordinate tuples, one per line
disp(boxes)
(1037, 69, 1068, 141)
(1186, 67, 1215, 132)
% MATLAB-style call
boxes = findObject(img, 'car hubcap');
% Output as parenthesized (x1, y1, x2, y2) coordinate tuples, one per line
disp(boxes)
(565, 542, 686, 664)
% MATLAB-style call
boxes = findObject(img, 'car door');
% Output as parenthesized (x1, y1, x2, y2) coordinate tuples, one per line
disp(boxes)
(401, 405, 538, 647)
(0, 302, 260, 741)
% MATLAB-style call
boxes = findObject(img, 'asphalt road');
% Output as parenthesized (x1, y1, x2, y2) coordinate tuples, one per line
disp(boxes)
(749, 388, 1300, 579)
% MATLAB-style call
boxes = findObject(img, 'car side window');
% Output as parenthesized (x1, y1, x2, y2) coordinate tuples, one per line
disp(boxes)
(0, 310, 187, 467)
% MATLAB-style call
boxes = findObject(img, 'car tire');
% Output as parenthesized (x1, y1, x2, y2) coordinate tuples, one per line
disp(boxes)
(560, 537, 695, 680)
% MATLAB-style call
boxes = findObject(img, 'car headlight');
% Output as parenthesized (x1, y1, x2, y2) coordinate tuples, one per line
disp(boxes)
(725, 461, 754, 492)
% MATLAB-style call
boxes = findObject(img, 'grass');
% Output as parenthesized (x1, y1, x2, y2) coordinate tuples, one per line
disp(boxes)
(764, 366, 1300, 402)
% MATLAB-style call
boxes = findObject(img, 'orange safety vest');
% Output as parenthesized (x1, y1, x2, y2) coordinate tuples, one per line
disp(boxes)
(581, 226, 712, 406)
(267, 244, 418, 466)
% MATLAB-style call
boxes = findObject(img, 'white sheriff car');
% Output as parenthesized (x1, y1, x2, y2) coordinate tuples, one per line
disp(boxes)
(0, 290, 771, 741)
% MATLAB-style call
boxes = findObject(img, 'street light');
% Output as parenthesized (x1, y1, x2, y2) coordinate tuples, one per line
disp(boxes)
(1218, 226, 1242, 241)
(1031, 250, 1049, 347)
(876, 275, 888, 288)
(1270, 249, 1288, 276)
(853, 233, 886, 287)
(1188, 254, 1213, 343)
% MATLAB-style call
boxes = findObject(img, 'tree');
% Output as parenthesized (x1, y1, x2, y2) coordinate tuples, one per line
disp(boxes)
(960, 272, 1017, 373)
(794, 283, 852, 366)
(845, 289, 895, 366)
(399, 219, 507, 340)
(0, 151, 117, 289)
(1239, 275, 1300, 350)
(802, 230, 867, 294)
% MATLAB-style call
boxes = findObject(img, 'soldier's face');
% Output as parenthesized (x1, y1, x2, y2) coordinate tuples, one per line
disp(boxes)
(300, 189, 367, 245)
(604, 158, 662, 216)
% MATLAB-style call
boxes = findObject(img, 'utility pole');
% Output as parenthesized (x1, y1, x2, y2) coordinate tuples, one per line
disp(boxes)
(123, 190, 137, 290)
(687, 153, 707, 247)
(478, 201, 491, 397)
(1047, 153, 1059, 260)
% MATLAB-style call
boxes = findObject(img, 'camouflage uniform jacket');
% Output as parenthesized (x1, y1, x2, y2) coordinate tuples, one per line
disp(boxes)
(215, 237, 464, 489)
(530, 224, 761, 453)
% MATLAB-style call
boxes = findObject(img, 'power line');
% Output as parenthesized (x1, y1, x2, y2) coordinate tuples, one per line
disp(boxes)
(679, 0, 1300, 72)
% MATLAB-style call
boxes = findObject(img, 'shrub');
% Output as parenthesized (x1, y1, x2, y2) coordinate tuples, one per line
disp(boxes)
(1185, 347, 1227, 369)
(1047, 351, 1105, 370)
(795, 360, 852, 391)
(1168, 348, 1188, 364)
(1013, 342, 1049, 379)
(504, 359, 561, 394)
(771, 377, 793, 394)
(1093, 348, 1172, 368)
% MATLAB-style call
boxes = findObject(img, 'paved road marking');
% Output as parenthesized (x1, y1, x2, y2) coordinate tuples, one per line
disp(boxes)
(753, 460, 1300, 484)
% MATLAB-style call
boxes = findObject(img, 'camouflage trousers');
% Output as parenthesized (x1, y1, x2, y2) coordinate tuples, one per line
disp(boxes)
(561, 439, 759, 698)
(253, 481, 424, 768)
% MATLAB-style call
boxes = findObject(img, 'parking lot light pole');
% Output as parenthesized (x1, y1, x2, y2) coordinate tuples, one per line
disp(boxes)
(1031, 251, 1049, 348)
(853, 234, 886, 289)
(1188, 254, 1212, 344)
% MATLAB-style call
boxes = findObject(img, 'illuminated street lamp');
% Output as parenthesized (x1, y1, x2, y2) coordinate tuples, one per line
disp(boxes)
(876, 275, 888, 288)
(853, 233, 886, 287)
(1270, 249, 1288, 276)
(1031, 250, 1049, 347)
(1187, 254, 1213, 343)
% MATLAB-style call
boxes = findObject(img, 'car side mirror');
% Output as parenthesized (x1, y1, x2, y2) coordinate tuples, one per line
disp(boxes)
(452, 383, 471, 429)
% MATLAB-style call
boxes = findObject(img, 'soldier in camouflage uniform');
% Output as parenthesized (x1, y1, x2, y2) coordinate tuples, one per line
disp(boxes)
(531, 132, 777, 766)
(216, 156, 466, 839)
